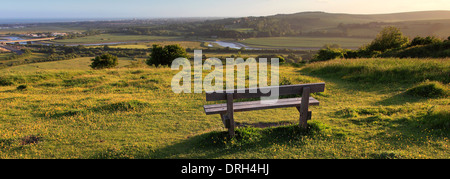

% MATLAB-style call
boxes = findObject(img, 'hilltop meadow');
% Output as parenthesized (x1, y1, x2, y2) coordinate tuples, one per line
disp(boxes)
(0, 10, 449, 159)
(0, 57, 448, 159)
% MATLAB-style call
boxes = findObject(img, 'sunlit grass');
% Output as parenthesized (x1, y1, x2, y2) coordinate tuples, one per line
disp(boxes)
(0, 58, 449, 158)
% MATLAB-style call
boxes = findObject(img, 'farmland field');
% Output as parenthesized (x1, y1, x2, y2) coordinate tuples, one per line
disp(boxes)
(88, 41, 204, 50)
(0, 57, 448, 159)
(51, 34, 179, 44)
(240, 37, 373, 49)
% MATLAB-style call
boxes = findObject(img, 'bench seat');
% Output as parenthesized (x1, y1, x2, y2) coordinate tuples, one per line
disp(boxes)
(204, 97, 319, 115)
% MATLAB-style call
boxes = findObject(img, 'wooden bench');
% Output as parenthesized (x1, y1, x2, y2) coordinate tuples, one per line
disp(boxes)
(203, 83, 325, 136)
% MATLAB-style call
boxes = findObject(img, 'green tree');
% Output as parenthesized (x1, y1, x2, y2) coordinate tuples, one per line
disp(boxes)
(409, 36, 442, 47)
(146, 44, 189, 66)
(90, 53, 118, 69)
(367, 26, 409, 52)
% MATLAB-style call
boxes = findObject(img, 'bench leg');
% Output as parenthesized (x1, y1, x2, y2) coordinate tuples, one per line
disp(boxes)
(299, 87, 310, 128)
(226, 93, 235, 137)
(220, 113, 235, 136)
(220, 113, 227, 128)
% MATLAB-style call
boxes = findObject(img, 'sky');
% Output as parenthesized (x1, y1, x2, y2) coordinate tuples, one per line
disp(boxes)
(0, 0, 449, 19)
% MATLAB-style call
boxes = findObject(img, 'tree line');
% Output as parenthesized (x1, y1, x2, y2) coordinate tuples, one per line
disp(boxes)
(313, 26, 450, 61)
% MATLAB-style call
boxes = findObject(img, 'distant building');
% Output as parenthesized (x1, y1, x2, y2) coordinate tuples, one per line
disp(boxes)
(51, 32, 67, 37)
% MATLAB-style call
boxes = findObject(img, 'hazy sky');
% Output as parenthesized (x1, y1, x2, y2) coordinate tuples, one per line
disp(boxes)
(1, 0, 449, 19)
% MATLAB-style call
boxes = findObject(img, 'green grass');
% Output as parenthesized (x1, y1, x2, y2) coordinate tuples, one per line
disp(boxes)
(406, 81, 449, 98)
(0, 58, 448, 159)
(240, 37, 373, 48)
(301, 58, 450, 84)
(0, 57, 134, 73)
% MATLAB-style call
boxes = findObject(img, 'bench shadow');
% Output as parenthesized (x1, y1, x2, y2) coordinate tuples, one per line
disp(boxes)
(142, 123, 320, 159)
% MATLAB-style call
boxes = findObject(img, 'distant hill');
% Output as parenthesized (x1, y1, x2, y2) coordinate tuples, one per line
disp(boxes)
(273, 10, 450, 22)
(211, 10, 450, 38)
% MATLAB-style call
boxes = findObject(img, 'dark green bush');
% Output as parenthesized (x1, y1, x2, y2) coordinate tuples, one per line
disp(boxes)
(146, 44, 189, 66)
(313, 48, 346, 61)
(366, 26, 409, 52)
(409, 36, 442, 47)
(90, 53, 118, 69)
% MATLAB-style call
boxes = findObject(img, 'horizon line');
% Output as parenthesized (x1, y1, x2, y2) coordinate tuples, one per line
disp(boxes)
(1, 9, 449, 20)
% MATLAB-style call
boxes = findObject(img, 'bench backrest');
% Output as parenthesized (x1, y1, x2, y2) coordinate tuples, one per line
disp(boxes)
(205, 83, 325, 101)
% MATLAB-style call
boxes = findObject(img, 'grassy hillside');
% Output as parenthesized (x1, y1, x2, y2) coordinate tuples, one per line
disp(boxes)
(0, 58, 448, 159)
(222, 11, 450, 38)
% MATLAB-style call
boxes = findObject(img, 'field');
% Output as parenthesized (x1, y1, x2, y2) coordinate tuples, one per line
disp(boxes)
(51, 34, 179, 44)
(0, 25, 85, 35)
(240, 37, 373, 49)
(88, 41, 204, 50)
(0, 57, 448, 159)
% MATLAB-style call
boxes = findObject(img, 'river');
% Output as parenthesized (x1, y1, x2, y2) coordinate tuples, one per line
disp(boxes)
(0, 36, 28, 44)
(206, 41, 259, 50)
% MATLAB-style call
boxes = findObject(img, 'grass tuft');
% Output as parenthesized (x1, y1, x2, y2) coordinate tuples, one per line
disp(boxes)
(20, 135, 42, 145)
(370, 151, 404, 159)
(406, 81, 449, 98)
(98, 100, 150, 112)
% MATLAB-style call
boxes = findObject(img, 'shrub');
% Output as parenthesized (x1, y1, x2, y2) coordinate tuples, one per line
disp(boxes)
(366, 26, 409, 52)
(286, 53, 302, 63)
(313, 47, 346, 61)
(409, 36, 442, 47)
(280, 77, 293, 85)
(256, 54, 286, 63)
(406, 81, 449, 98)
(90, 53, 118, 69)
(146, 44, 189, 66)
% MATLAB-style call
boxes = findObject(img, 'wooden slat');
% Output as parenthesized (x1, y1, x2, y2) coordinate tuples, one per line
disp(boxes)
(204, 97, 305, 109)
(205, 83, 325, 101)
(204, 97, 319, 115)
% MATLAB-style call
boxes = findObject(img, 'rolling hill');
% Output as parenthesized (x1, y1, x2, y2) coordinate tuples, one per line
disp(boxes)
(216, 10, 450, 38)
